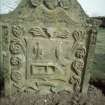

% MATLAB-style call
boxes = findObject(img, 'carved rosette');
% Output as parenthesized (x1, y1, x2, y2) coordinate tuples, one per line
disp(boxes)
(12, 25, 24, 38)
(9, 40, 22, 54)
(11, 72, 22, 83)
(9, 25, 26, 93)
(10, 56, 22, 66)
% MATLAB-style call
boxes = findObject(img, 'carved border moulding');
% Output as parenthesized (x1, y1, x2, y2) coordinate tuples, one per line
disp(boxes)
(81, 28, 98, 93)
(0, 23, 11, 96)
(0, 0, 98, 96)
(8, 24, 26, 95)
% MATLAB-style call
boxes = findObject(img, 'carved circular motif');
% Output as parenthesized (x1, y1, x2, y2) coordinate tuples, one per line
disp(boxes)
(75, 47, 86, 58)
(11, 72, 22, 82)
(31, 0, 43, 7)
(72, 59, 84, 71)
(43, 0, 58, 10)
(10, 56, 22, 66)
(12, 25, 24, 37)
(10, 40, 22, 54)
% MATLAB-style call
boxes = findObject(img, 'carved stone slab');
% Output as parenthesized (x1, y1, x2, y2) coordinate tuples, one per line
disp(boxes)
(0, 0, 97, 96)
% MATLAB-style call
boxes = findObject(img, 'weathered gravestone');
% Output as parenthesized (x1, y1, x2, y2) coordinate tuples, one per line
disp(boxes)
(0, 0, 97, 96)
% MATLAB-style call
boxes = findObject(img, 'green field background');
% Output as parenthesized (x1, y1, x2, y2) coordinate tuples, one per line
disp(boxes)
(91, 27, 105, 81)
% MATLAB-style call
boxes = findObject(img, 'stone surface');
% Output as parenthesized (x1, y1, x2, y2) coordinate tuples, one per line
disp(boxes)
(0, 85, 105, 105)
(0, 0, 97, 96)
(91, 27, 105, 81)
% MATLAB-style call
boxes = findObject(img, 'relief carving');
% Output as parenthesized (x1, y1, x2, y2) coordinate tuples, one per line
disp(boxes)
(9, 40, 22, 54)
(42, 27, 71, 39)
(30, 63, 64, 76)
(31, 0, 70, 10)
(70, 74, 81, 91)
(29, 27, 46, 38)
(72, 31, 81, 49)
(9, 31, 26, 91)
(1, 0, 97, 95)
(75, 47, 86, 59)
(33, 42, 43, 60)
(11, 72, 22, 83)
(43, 0, 58, 10)
(72, 59, 84, 76)
(10, 56, 22, 66)
(42, 27, 54, 38)
(31, 0, 43, 7)
(31, 65, 56, 75)
(24, 87, 38, 94)
(54, 29, 70, 39)
(72, 30, 85, 50)
(12, 25, 24, 38)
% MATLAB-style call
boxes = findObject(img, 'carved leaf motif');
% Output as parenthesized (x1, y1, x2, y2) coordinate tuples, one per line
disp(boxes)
(29, 27, 46, 38)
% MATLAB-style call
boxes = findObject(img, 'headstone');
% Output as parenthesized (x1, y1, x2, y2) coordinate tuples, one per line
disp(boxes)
(0, 0, 97, 96)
